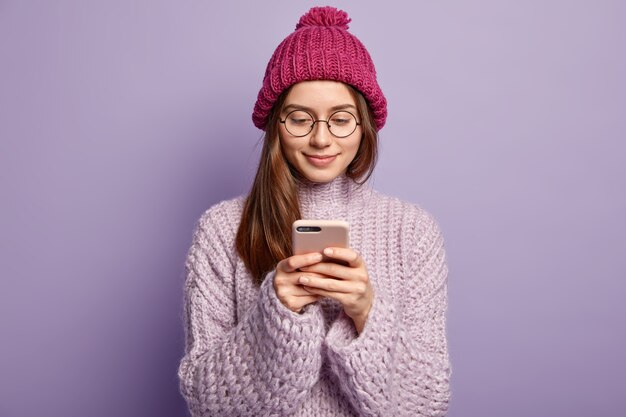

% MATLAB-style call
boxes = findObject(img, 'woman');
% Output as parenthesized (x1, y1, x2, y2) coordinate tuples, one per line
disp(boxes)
(178, 6, 451, 417)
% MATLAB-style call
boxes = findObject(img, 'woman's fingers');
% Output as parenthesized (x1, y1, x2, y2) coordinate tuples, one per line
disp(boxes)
(300, 248, 363, 279)
(283, 294, 321, 313)
(300, 263, 367, 285)
(301, 286, 349, 306)
(301, 262, 351, 280)
(290, 247, 374, 329)
(322, 247, 363, 268)
(299, 275, 365, 294)
(278, 252, 323, 273)
(289, 284, 323, 296)
(274, 256, 326, 312)
(275, 248, 368, 314)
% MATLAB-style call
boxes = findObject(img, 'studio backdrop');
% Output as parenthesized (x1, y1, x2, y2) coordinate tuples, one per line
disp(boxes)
(1, 1, 624, 416)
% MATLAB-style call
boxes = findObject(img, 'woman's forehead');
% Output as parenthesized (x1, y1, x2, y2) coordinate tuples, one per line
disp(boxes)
(283, 81, 356, 110)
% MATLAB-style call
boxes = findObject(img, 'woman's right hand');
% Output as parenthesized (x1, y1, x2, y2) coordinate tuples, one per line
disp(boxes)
(274, 252, 324, 313)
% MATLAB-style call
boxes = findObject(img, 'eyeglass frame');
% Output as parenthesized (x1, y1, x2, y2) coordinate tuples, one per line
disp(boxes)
(279, 109, 362, 138)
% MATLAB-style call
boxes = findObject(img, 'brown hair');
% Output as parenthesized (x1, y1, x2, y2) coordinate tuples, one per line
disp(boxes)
(236, 84, 378, 284)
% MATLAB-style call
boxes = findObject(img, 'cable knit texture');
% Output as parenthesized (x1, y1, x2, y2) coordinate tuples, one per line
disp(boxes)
(178, 175, 451, 416)
(252, 6, 387, 131)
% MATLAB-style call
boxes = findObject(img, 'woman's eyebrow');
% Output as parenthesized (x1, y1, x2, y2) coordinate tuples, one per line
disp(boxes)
(283, 103, 357, 112)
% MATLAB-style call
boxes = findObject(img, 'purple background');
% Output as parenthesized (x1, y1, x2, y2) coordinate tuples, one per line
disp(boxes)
(1, 1, 624, 416)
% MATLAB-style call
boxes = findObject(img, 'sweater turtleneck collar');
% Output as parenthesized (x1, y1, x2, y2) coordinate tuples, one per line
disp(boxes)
(296, 174, 371, 220)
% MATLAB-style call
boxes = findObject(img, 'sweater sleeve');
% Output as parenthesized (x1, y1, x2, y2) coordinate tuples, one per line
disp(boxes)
(177, 205, 325, 417)
(323, 209, 451, 417)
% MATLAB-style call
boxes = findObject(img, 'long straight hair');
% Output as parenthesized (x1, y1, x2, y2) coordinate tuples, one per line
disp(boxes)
(236, 84, 378, 284)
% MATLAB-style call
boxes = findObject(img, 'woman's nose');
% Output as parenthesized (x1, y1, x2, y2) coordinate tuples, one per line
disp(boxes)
(309, 121, 332, 147)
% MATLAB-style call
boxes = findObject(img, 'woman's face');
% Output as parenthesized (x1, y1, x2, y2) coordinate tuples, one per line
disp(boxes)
(278, 80, 362, 183)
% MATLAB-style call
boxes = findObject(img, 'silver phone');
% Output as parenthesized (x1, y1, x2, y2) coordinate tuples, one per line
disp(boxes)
(292, 219, 349, 264)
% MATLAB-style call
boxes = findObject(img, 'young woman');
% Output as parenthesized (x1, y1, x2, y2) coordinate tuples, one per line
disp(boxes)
(178, 6, 451, 417)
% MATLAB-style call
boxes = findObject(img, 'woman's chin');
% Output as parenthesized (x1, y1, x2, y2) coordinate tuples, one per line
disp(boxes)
(300, 169, 343, 184)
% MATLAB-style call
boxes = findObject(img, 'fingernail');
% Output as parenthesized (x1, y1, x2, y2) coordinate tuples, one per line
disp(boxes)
(324, 248, 333, 255)
(299, 276, 310, 284)
(314, 253, 323, 261)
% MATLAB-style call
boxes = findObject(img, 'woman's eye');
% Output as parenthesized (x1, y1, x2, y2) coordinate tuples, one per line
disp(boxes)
(290, 118, 310, 125)
(331, 118, 350, 125)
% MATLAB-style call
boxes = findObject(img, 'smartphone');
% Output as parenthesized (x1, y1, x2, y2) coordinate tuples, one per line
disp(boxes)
(292, 220, 350, 264)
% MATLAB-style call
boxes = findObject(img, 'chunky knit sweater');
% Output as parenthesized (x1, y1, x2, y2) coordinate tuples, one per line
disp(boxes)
(178, 174, 451, 417)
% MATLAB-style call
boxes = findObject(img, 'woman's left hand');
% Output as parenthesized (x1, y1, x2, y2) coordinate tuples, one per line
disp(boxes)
(298, 247, 374, 334)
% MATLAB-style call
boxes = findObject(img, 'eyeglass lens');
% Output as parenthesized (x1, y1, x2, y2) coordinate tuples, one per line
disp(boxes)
(283, 110, 358, 138)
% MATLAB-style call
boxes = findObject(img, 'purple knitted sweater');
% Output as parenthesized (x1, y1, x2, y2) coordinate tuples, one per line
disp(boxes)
(178, 174, 451, 416)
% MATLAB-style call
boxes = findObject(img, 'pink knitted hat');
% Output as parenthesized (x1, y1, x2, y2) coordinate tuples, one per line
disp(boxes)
(252, 6, 387, 131)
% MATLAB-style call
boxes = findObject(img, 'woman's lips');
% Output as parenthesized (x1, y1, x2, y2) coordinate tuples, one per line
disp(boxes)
(305, 154, 337, 167)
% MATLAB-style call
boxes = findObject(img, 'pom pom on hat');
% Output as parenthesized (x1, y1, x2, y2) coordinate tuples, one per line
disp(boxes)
(295, 6, 351, 30)
(252, 6, 387, 131)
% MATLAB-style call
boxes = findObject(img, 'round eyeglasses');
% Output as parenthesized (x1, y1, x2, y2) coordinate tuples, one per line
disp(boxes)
(279, 109, 361, 138)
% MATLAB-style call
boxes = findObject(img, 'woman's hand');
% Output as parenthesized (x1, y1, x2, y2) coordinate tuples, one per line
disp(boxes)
(274, 252, 326, 313)
(298, 247, 374, 334)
